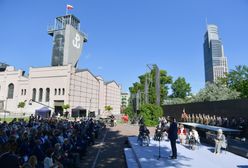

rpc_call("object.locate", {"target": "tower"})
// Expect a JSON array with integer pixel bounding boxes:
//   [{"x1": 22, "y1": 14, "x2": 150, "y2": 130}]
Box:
[
  {"x1": 48, "y1": 15, "x2": 87, "y2": 67},
  {"x1": 203, "y1": 24, "x2": 228, "y2": 83}
]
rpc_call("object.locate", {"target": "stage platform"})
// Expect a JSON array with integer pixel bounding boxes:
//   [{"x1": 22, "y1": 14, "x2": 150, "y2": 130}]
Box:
[{"x1": 125, "y1": 136, "x2": 248, "y2": 168}]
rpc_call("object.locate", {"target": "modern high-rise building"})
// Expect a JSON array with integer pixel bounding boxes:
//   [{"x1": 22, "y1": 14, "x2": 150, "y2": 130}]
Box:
[
  {"x1": 203, "y1": 24, "x2": 228, "y2": 83},
  {"x1": 48, "y1": 15, "x2": 87, "y2": 67}
]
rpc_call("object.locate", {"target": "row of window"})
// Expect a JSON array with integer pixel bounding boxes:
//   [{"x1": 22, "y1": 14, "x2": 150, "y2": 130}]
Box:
[
  {"x1": 21, "y1": 89, "x2": 27, "y2": 96},
  {"x1": 32, "y1": 88, "x2": 65, "y2": 102},
  {"x1": 54, "y1": 88, "x2": 65, "y2": 95},
  {"x1": 1, "y1": 84, "x2": 27, "y2": 99},
  {"x1": 32, "y1": 88, "x2": 50, "y2": 102},
  {"x1": 4, "y1": 84, "x2": 65, "y2": 101}
]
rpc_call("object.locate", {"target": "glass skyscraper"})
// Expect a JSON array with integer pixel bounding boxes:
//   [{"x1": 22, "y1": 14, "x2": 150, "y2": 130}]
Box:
[{"x1": 203, "y1": 24, "x2": 228, "y2": 83}]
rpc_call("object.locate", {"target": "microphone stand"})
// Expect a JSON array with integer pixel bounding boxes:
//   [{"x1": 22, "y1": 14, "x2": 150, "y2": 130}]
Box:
[{"x1": 154, "y1": 132, "x2": 166, "y2": 160}]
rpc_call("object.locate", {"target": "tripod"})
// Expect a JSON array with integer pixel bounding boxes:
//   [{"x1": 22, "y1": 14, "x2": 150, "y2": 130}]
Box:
[{"x1": 154, "y1": 132, "x2": 166, "y2": 160}]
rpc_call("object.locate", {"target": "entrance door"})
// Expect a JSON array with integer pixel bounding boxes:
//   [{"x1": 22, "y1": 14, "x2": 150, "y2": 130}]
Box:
[
  {"x1": 54, "y1": 100, "x2": 64, "y2": 116},
  {"x1": 54, "y1": 106, "x2": 63, "y2": 116}
]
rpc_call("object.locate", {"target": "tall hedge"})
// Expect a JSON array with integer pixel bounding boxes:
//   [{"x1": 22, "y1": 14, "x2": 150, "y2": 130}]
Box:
[{"x1": 140, "y1": 104, "x2": 163, "y2": 126}]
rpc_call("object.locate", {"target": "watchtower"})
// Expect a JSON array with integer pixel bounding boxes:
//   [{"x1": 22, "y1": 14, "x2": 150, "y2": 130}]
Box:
[{"x1": 48, "y1": 15, "x2": 87, "y2": 67}]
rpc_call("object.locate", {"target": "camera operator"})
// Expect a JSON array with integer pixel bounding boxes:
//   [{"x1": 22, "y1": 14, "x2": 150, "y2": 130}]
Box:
[
  {"x1": 139, "y1": 123, "x2": 150, "y2": 140},
  {"x1": 109, "y1": 115, "x2": 116, "y2": 127}
]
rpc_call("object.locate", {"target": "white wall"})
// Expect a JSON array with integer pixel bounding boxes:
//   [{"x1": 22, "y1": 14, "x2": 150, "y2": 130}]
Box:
[
  {"x1": 0, "y1": 65, "x2": 122, "y2": 116},
  {"x1": 105, "y1": 82, "x2": 121, "y2": 114},
  {"x1": 69, "y1": 69, "x2": 100, "y2": 115},
  {"x1": 0, "y1": 66, "x2": 28, "y2": 113}
]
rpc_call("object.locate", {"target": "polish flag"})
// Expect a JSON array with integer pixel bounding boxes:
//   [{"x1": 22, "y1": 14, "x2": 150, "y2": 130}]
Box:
[{"x1": 67, "y1": 4, "x2": 73, "y2": 10}]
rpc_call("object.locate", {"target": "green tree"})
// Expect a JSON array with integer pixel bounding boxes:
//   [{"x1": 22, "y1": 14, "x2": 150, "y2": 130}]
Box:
[
  {"x1": 223, "y1": 65, "x2": 248, "y2": 98},
  {"x1": 123, "y1": 106, "x2": 134, "y2": 119},
  {"x1": 171, "y1": 77, "x2": 191, "y2": 99},
  {"x1": 193, "y1": 82, "x2": 240, "y2": 102},
  {"x1": 62, "y1": 104, "x2": 70, "y2": 112},
  {"x1": 139, "y1": 104, "x2": 163, "y2": 126},
  {"x1": 18, "y1": 101, "x2": 26, "y2": 115},
  {"x1": 105, "y1": 105, "x2": 113, "y2": 113},
  {"x1": 129, "y1": 66, "x2": 172, "y2": 105}
]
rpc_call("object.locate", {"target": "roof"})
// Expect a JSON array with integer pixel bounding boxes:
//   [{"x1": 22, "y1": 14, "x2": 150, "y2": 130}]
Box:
[
  {"x1": 75, "y1": 68, "x2": 100, "y2": 82},
  {"x1": 35, "y1": 106, "x2": 51, "y2": 112},
  {"x1": 105, "y1": 80, "x2": 120, "y2": 87}
]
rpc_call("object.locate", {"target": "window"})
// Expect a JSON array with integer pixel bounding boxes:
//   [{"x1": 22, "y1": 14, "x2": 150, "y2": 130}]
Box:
[
  {"x1": 24, "y1": 89, "x2": 26, "y2": 95},
  {"x1": 39, "y1": 88, "x2": 43, "y2": 102},
  {"x1": 58, "y1": 88, "x2": 61, "y2": 95},
  {"x1": 45, "y1": 88, "x2": 50, "y2": 102},
  {"x1": 55, "y1": 89, "x2": 57, "y2": 95},
  {"x1": 32, "y1": 88, "x2": 36, "y2": 101},
  {"x1": 7, "y1": 83, "x2": 14, "y2": 99},
  {"x1": 62, "y1": 88, "x2": 65, "y2": 95},
  {"x1": 21, "y1": 89, "x2": 23, "y2": 95}
]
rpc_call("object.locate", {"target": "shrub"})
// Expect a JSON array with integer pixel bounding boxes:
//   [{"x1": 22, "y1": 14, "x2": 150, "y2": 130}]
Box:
[
  {"x1": 123, "y1": 106, "x2": 134, "y2": 119},
  {"x1": 139, "y1": 104, "x2": 163, "y2": 126}
]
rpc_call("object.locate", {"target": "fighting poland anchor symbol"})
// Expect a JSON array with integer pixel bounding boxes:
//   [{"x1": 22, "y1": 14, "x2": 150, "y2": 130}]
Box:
[{"x1": 72, "y1": 33, "x2": 81, "y2": 49}]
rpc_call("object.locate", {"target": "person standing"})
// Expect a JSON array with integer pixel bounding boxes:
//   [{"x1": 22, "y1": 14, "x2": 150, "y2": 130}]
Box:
[{"x1": 168, "y1": 117, "x2": 178, "y2": 159}]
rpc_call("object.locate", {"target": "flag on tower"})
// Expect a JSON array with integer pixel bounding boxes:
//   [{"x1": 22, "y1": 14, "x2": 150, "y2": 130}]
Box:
[{"x1": 67, "y1": 4, "x2": 73, "y2": 10}]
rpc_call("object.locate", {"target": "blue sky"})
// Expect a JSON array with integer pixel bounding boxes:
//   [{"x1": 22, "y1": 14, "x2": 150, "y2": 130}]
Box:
[{"x1": 0, "y1": 0, "x2": 248, "y2": 93}]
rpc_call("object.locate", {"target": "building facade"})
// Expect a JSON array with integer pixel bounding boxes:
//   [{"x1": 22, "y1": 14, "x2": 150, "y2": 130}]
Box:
[
  {"x1": 121, "y1": 92, "x2": 130, "y2": 108},
  {"x1": 0, "y1": 65, "x2": 121, "y2": 116},
  {"x1": 0, "y1": 13, "x2": 121, "y2": 117},
  {"x1": 203, "y1": 24, "x2": 228, "y2": 83}
]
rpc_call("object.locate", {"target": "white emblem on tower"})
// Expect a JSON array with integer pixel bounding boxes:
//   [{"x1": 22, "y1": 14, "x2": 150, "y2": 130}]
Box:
[{"x1": 72, "y1": 33, "x2": 81, "y2": 49}]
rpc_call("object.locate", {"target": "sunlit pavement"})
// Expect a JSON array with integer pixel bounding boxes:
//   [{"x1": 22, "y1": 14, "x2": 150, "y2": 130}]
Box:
[
  {"x1": 80, "y1": 123, "x2": 144, "y2": 168},
  {"x1": 127, "y1": 136, "x2": 248, "y2": 168}
]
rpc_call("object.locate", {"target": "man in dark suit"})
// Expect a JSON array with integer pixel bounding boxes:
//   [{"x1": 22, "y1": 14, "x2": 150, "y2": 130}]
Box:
[{"x1": 168, "y1": 117, "x2": 178, "y2": 159}]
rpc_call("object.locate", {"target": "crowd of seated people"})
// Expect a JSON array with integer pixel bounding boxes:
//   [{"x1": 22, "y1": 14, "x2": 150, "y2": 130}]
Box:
[
  {"x1": 177, "y1": 124, "x2": 200, "y2": 150},
  {"x1": 0, "y1": 116, "x2": 104, "y2": 168}
]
